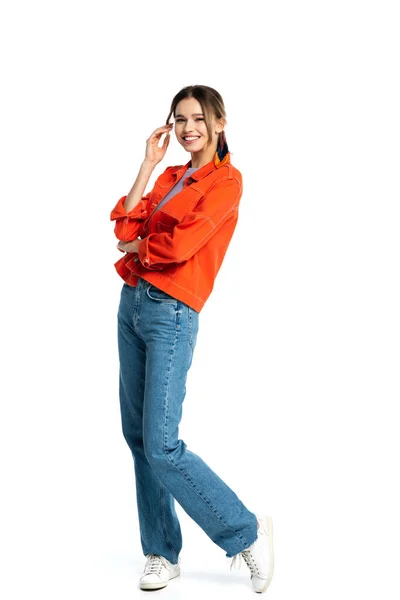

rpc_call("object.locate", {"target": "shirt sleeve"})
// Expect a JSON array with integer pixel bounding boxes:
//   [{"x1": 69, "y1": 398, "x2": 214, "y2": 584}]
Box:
[
  {"x1": 110, "y1": 192, "x2": 152, "y2": 241},
  {"x1": 137, "y1": 177, "x2": 242, "y2": 270}
]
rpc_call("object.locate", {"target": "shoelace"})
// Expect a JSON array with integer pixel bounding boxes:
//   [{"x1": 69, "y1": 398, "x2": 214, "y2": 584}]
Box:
[
  {"x1": 230, "y1": 546, "x2": 260, "y2": 576},
  {"x1": 144, "y1": 554, "x2": 169, "y2": 576},
  {"x1": 230, "y1": 523, "x2": 267, "y2": 575}
]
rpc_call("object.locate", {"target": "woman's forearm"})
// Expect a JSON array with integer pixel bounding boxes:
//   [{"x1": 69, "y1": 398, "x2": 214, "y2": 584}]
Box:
[{"x1": 124, "y1": 159, "x2": 157, "y2": 213}]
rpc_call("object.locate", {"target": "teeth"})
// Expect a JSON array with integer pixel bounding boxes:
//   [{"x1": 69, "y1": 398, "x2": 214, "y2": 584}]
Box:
[{"x1": 184, "y1": 137, "x2": 199, "y2": 140}]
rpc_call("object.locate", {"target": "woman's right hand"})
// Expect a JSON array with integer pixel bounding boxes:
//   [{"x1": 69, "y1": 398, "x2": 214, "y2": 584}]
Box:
[{"x1": 145, "y1": 123, "x2": 173, "y2": 165}]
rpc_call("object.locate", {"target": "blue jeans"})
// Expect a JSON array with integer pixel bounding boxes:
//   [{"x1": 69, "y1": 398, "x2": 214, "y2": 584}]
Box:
[{"x1": 117, "y1": 277, "x2": 258, "y2": 564}]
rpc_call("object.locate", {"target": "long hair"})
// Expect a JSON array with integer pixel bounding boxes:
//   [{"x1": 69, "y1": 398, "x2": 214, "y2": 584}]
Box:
[{"x1": 166, "y1": 85, "x2": 230, "y2": 165}]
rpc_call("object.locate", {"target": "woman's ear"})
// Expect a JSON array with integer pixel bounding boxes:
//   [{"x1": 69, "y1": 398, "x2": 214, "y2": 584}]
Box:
[{"x1": 215, "y1": 117, "x2": 226, "y2": 134}]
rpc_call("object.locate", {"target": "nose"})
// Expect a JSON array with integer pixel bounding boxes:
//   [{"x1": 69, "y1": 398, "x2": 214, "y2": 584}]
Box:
[{"x1": 183, "y1": 121, "x2": 196, "y2": 133}]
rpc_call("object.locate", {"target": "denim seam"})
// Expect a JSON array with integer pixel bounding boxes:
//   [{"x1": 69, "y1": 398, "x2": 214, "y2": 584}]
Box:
[
  {"x1": 161, "y1": 325, "x2": 251, "y2": 552},
  {"x1": 188, "y1": 306, "x2": 193, "y2": 353},
  {"x1": 117, "y1": 316, "x2": 141, "y2": 350},
  {"x1": 164, "y1": 444, "x2": 250, "y2": 550},
  {"x1": 160, "y1": 484, "x2": 178, "y2": 563}
]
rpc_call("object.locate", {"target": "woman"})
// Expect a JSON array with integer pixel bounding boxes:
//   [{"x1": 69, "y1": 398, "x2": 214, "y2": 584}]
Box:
[{"x1": 110, "y1": 85, "x2": 274, "y2": 594}]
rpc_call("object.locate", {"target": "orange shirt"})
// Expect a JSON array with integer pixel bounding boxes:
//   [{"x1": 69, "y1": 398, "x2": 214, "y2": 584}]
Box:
[{"x1": 110, "y1": 151, "x2": 242, "y2": 313}]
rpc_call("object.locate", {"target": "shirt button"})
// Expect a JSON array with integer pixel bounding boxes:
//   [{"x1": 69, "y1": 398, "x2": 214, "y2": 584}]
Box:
[{"x1": 134, "y1": 257, "x2": 139, "y2": 262}]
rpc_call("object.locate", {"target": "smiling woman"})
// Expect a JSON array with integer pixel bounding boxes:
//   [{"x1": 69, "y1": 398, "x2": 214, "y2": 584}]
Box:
[
  {"x1": 110, "y1": 85, "x2": 274, "y2": 594},
  {"x1": 175, "y1": 114, "x2": 203, "y2": 144},
  {"x1": 169, "y1": 93, "x2": 228, "y2": 168}
]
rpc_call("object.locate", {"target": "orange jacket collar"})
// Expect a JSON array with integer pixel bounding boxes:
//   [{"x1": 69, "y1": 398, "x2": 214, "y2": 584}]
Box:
[{"x1": 171, "y1": 150, "x2": 231, "y2": 182}]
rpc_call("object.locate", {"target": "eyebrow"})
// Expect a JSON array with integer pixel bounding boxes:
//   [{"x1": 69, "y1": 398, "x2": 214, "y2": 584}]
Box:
[{"x1": 174, "y1": 113, "x2": 204, "y2": 118}]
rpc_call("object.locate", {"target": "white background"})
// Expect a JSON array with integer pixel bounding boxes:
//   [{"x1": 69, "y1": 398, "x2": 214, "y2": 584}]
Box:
[{"x1": 1, "y1": 1, "x2": 399, "y2": 599}]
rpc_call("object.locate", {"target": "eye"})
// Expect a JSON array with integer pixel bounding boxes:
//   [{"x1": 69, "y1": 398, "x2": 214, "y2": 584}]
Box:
[{"x1": 175, "y1": 118, "x2": 204, "y2": 122}]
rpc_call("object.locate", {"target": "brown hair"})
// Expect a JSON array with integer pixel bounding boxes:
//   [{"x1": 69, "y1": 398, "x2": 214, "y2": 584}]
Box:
[{"x1": 166, "y1": 85, "x2": 230, "y2": 157}]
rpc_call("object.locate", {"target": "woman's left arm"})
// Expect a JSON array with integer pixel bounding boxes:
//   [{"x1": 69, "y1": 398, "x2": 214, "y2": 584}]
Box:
[{"x1": 136, "y1": 176, "x2": 242, "y2": 270}]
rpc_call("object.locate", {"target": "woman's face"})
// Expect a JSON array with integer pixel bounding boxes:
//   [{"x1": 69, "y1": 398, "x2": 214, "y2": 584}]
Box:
[{"x1": 173, "y1": 97, "x2": 222, "y2": 153}]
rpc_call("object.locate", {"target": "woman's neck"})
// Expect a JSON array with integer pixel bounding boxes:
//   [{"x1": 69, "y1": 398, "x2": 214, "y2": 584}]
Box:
[{"x1": 190, "y1": 144, "x2": 217, "y2": 169}]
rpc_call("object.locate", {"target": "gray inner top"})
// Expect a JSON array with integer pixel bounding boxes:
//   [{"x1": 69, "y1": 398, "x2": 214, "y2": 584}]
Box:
[{"x1": 151, "y1": 167, "x2": 199, "y2": 216}]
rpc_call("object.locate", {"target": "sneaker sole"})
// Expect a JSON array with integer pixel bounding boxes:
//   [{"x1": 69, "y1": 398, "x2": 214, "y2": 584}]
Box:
[
  {"x1": 254, "y1": 515, "x2": 274, "y2": 593},
  {"x1": 139, "y1": 568, "x2": 180, "y2": 590}
]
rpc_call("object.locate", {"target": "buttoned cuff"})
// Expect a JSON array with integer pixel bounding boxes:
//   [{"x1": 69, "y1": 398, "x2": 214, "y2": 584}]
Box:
[{"x1": 137, "y1": 237, "x2": 152, "y2": 268}]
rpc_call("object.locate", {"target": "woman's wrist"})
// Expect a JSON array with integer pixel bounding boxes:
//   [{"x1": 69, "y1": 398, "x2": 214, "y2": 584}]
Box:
[{"x1": 141, "y1": 158, "x2": 158, "y2": 171}]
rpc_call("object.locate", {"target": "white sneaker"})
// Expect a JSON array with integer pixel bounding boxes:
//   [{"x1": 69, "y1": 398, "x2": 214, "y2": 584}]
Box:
[
  {"x1": 230, "y1": 515, "x2": 274, "y2": 593},
  {"x1": 139, "y1": 553, "x2": 181, "y2": 590}
]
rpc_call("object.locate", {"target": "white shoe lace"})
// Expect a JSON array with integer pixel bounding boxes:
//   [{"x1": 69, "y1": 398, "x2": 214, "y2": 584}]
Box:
[
  {"x1": 143, "y1": 554, "x2": 169, "y2": 576},
  {"x1": 230, "y1": 520, "x2": 268, "y2": 576},
  {"x1": 230, "y1": 544, "x2": 260, "y2": 576}
]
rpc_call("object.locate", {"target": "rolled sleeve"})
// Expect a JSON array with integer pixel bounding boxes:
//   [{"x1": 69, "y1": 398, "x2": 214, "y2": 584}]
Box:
[{"x1": 110, "y1": 193, "x2": 150, "y2": 241}]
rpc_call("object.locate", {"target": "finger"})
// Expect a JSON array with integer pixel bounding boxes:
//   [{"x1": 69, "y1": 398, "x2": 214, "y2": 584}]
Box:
[
  {"x1": 162, "y1": 132, "x2": 170, "y2": 148},
  {"x1": 152, "y1": 124, "x2": 173, "y2": 136}
]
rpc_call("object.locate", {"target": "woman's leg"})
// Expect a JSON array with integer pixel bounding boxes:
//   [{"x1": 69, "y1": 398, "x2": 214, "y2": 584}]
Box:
[
  {"x1": 117, "y1": 282, "x2": 182, "y2": 564},
  {"x1": 137, "y1": 279, "x2": 258, "y2": 559}
]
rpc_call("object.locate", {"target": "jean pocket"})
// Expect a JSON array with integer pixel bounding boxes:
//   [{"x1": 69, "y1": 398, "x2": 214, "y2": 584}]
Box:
[{"x1": 146, "y1": 284, "x2": 177, "y2": 303}]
